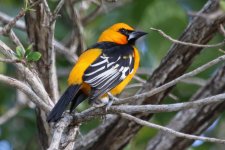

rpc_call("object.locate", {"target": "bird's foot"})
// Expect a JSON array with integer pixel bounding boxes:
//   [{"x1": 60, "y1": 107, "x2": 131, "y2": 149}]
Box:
[{"x1": 105, "y1": 92, "x2": 118, "y2": 111}]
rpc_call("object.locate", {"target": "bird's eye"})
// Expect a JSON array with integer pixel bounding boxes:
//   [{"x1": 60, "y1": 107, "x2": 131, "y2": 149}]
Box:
[{"x1": 119, "y1": 28, "x2": 128, "y2": 35}]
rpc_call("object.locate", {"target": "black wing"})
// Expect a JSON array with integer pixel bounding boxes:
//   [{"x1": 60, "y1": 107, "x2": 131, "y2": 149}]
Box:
[{"x1": 83, "y1": 44, "x2": 134, "y2": 100}]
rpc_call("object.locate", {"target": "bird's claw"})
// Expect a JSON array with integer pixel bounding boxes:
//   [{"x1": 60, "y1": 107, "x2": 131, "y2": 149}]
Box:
[{"x1": 105, "y1": 92, "x2": 118, "y2": 111}]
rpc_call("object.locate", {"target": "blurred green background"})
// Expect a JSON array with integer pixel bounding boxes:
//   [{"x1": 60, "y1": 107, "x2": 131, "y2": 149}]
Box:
[{"x1": 0, "y1": 0, "x2": 224, "y2": 149}]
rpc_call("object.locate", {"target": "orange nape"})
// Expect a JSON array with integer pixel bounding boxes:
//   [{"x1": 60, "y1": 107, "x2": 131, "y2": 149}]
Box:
[{"x1": 98, "y1": 23, "x2": 134, "y2": 45}]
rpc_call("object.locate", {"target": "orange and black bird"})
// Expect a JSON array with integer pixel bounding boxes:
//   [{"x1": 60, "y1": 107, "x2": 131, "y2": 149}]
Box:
[{"x1": 47, "y1": 23, "x2": 147, "y2": 122}]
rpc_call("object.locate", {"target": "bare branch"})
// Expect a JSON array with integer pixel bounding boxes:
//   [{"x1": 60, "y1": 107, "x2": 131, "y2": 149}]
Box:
[
  {"x1": 120, "y1": 113, "x2": 225, "y2": 144},
  {"x1": 0, "y1": 11, "x2": 25, "y2": 30},
  {"x1": 133, "y1": 75, "x2": 146, "y2": 83},
  {"x1": 150, "y1": 27, "x2": 225, "y2": 48},
  {"x1": 72, "y1": 92, "x2": 225, "y2": 123},
  {"x1": 219, "y1": 24, "x2": 225, "y2": 37},
  {"x1": 0, "y1": 10, "x2": 25, "y2": 35},
  {"x1": 0, "y1": 0, "x2": 41, "y2": 35},
  {"x1": 8, "y1": 30, "x2": 26, "y2": 53},
  {"x1": 0, "y1": 74, "x2": 51, "y2": 112},
  {"x1": 67, "y1": 0, "x2": 86, "y2": 51},
  {"x1": 0, "y1": 103, "x2": 25, "y2": 125},
  {"x1": 0, "y1": 57, "x2": 23, "y2": 64},
  {"x1": 125, "y1": 83, "x2": 143, "y2": 89},
  {"x1": 52, "y1": 0, "x2": 65, "y2": 20},
  {"x1": 180, "y1": 77, "x2": 206, "y2": 86},
  {"x1": 47, "y1": 115, "x2": 74, "y2": 150},
  {"x1": 81, "y1": 1, "x2": 103, "y2": 25},
  {"x1": 54, "y1": 40, "x2": 78, "y2": 63}
]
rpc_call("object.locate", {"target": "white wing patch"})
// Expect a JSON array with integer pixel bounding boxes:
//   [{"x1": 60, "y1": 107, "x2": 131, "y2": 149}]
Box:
[{"x1": 83, "y1": 53, "x2": 134, "y2": 99}]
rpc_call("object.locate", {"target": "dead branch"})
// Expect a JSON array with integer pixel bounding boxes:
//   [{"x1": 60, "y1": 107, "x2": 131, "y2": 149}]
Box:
[
  {"x1": 150, "y1": 27, "x2": 225, "y2": 48},
  {"x1": 0, "y1": 103, "x2": 26, "y2": 125}
]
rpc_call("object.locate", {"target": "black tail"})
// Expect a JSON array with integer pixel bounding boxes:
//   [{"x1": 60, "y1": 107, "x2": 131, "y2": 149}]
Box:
[
  {"x1": 47, "y1": 84, "x2": 81, "y2": 122},
  {"x1": 70, "y1": 91, "x2": 88, "y2": 113}
]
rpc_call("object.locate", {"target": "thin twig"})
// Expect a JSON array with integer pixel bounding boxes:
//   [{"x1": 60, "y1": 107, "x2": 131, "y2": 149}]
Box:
[
  {"x1": 168, "y1": 93, "x2": 179, "y2": 101},
  {"x1": 0, "y1": 10, "x2": 25, "y2": 35},
  {"x1": 0, "y1": 57, "x2": 23, "y2": 64},
  {"x1": 67, "y1": 0, "x2": 86, "y2": 51},
  {"x1": 121, "y1": 113, "x2": 225, "y2": 144},
  {"x1": 133, "y1": 75, "x2": 146, "y2": 83},
  {"x1": 0, "y1": 11, "x2": 25, "y2": 31},
  {"x1": 219, "y1": 24, "x2": 225, "y2": 37},
  {"x1": 51, "y1": 0, "x2": 65, "y2": 23},
  {"x1": 181, "y1": 77, "x2": 206, "y2": 86},
  {"x1": 82, "y1": 1, "x2": 103, "y2": 25},
  {"x1": 125, "y1": 83, "x2": 143, "y2": 89},
  {"x1": 54, "y1": 40, "x2": 78, "y2": 63},
  {"x1": 0, "y1": 0, "x2": 41, "y2": 35},
  {"x1": 150, "y1": 27, "x2": 225, "y2": 48},
  {"x1": 8, "y1": 30, "x2": 26, "y2": 53},
  {"x1": 0, "y1": 103, "x2": 26, "y2": 125}
]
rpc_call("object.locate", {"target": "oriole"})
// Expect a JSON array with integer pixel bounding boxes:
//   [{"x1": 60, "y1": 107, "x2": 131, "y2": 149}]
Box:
[{"x1": 47, "y1": 23, "x2": 147, "y2": 122}]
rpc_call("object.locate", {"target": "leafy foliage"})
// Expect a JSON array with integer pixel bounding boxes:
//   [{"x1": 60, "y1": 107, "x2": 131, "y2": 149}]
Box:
[{"x1": 15, "y1": 45, "x2": 42, "y2": 62}]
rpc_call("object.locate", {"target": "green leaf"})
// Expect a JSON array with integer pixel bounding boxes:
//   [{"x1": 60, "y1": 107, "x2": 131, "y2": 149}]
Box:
[
  {"x1": 25, "y1": 49, "x2": 32, "y2": 57},
  {"x1": 26, "y1": 52, "x2": 42, "y2": 62},
  {"x1": 16, "y1": 46, "x2": 24, "y2": 59},
  {"x1": 27, "y1": 44, "x2": 33, "y2": 50},
  {"x1": 220, "y1": 0, "x2": 225, "y2": 11}
]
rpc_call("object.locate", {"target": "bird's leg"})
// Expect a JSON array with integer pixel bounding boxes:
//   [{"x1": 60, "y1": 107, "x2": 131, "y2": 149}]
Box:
[{"x1": 105, "y1": 92, "x2": 118, "y2": 110}]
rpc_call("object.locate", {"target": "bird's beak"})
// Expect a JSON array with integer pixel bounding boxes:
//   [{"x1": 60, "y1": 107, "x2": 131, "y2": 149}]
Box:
[{"x1": 128, "y1": 31, "x2": 148, "y2": 41}]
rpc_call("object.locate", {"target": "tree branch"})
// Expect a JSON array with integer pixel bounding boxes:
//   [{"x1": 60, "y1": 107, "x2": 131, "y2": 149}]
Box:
[
  {"x1": 0, "y1": 103, "x2": 26, "y2": 125},
  {"x1": 150, "y1": 27, "x2": 225, "y2": 48},
  {"x1": 120, "y1": 113, "x2": 225, "y2": 144},
  {"x1": 72, "y1": 92, "x2": 225, "y2": 124},
  {"x1": 0, "y1": 74, "x2": 51, "y2": 112},
  {"x1": 47, "y1": 115, "x2": 74, "y2": 150}
]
